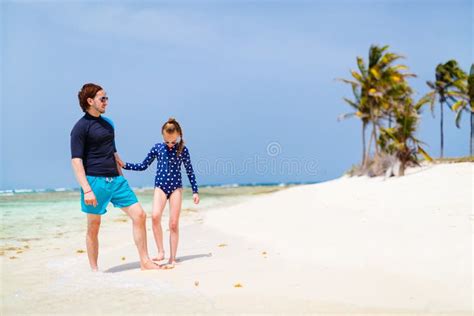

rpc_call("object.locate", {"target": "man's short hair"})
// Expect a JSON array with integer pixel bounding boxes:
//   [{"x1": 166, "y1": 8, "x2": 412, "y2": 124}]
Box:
[{"x1": 78, "y1": 83, "x2": 103, "y2": 112}]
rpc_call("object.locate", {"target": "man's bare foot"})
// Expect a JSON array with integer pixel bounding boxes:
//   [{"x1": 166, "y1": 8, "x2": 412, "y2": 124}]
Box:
[
  {"x1": 167, "y1": 259, "x2": 178, "y2": 266},
  {"x1": 152, "y1": 252, "x2": 165, "y2": 262},
  {"x1": 91, "y1": 267, "x2": 99, "y2": 272},
  {"x1": 140, "y1": 260, "x2": 161, "y2": 270}
]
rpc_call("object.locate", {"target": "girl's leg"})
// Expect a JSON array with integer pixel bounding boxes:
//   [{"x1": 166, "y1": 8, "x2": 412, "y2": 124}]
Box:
[
  {"x1": 151, "y1": 187, "x2": 167, "y2": 261},
  {"x1": 168, "y1": 188, "x2": 183, "y2": 265}
]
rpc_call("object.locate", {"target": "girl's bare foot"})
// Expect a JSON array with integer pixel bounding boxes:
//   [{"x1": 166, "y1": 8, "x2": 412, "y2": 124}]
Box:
[
  {"x1": 152, "y1": 252, "x2": 165, "y2": 262},
  {"x1": 140, "y1": 260, "x2": 161, "y2": 270}
]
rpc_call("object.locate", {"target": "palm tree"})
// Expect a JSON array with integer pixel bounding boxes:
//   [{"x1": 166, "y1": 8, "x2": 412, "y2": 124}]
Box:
[
  {"x1": 338, "y1": 45, "x2": 414, "y2": 166},
  {"x1": 424, "y1": 60, "x2": 467, "y2": 158},
  {"x1": 452, "y1": 64, "x2": 473, "y2": 155},
  {"x1": 337, "y1": 60, "x2": 371, "y2": 167},
  {"x1": 378, "y1": 96, "x2": 432, "y2": 176}
]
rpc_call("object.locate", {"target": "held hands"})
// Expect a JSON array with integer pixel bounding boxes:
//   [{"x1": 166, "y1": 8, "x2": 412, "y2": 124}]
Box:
[
  {"x1": 115, "y1": 154, "x2": 125, "y2": 175},
  {"x1": 84, "y1": 190, "x2": 98, "y2": 207},
  {"x1": 115, "y1": 155, "x2": 125, "y2": 168},
  {"x1": 193, "y1": 193, "x2": 200, "y2": 205}
]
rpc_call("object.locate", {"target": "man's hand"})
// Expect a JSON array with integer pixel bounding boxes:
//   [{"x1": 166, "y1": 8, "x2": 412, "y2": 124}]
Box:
[
  {"x1": 84, "y1": 190, "x2": 98, "y2": 207},
  {"x1": 193, "y1": 193, "x2": 200, "y2": 205},
  {"x1": 72, "y1": 158, "x2": 98, "y2": 207},
  {"x1": 115, "y1": 154, "x2": 125, "y2": 168},
  {"x1": 114, "y1": 153, "x2": 125, "y2": 175}
]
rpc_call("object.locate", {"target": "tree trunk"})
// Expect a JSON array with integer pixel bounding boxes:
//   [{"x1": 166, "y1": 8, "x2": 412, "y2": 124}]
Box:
[
  {"x1": 362, "y1": 122, "x2": 367, "y2": 167},
  {"x1": 373, "y1": 123, "x2": 379, "y2": 155},
  {"x1": 366, "y1": 125, "x2": 374, "y2": 164},
  {"x1": 399, "y1": 160, "x2": 405, "y2": 176},
  {"x1": 440, "y1": 100, "x2": 444, "y2": 158},
  {"x1": 470, "y1": 109, "x2": 473, "y2": 156},
  {"x1": 366, "y1": 123, "x2": 377, "y2": 160}
]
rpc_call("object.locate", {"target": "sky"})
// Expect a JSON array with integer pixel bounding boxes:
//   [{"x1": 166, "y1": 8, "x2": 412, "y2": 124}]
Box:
[{"x1": 1, "y1": 0, "x2": 472, "y2": 190}]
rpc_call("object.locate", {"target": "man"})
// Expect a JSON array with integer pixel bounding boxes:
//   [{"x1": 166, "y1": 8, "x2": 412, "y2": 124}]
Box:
[{"x1": 71, "y1": 83, "x2": 160, "y2": 271}]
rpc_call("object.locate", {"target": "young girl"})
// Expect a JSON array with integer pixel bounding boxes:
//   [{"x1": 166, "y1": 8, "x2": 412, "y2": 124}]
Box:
[{"x1": 122, "y1": 118, "x2": 199, "y2": 267}]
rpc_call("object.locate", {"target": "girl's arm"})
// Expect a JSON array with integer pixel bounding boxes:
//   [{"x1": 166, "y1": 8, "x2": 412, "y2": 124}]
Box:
[
  {"x1": 123, "y1": 145, "x2": 157, "y2": 171},
  {"x1": 182, "y1": 146, "x2": 198, "y2": 194}
]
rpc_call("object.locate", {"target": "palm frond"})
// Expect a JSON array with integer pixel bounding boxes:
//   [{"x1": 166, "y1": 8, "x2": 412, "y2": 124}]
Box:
[
  {"x1": 356, "y1": 57, "x2": 368, "y2": 78},
  {"x1": 337, "y1": 112, "x2": 357, "y2": 121},
  {"x1": 351, "y1": 84, "x2": 361, "y2": 103},
  {"x1": 452, "y1": 99, "x2": 467, "y2": 112},
  {"x1": 426, "y1": 81, "x2": 436, "y2": 90},
  {"x1": 417, "y1": 146, "x2": 433, "y2": 162},
  {"x1": 454, "y1": 108, "x2": 464, "y2": 128},
  {"x1": 337, "y1": 78, "x2": 360, "y2": 86},
  {"x1": 351, "y1": 71, "x2": 363, "y2": 82},
  {"x1": 370, "y1": 68, "x2": 381, "y2": 80},
  {"x1": 343, "y1": 97, "x2": 360, "y2": 110}
]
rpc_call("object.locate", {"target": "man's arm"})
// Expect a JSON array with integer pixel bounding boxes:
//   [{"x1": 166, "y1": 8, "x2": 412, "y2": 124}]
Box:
[{"x1": 71, "y1": 158, "x2": 97, "y2": 207}]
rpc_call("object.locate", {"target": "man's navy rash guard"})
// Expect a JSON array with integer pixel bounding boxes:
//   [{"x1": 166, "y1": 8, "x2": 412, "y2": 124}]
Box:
[{"x1": 70, "y1": 112, "x2": 119, "y2": 177}]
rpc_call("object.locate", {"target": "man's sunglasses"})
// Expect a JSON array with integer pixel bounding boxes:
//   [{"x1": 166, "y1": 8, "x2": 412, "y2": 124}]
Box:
[{"x1": 97, "y1": 96, "x2": 109, "y2": 102}]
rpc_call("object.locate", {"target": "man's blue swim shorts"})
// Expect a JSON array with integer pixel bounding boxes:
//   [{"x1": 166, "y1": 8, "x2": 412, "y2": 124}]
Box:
[{"x1": 81, "y1": 175, "x2": 138, "y2": 215}]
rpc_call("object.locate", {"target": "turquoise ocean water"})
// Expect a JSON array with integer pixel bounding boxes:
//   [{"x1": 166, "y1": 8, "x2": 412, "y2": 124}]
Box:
[{"x1": 0, "y1": 185, "x2": 297, "y2": 254}]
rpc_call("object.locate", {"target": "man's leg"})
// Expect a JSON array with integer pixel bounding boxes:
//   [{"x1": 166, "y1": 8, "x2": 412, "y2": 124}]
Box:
[
  {"x1": 121, "y1": 202, "x2": 160, "y2": 270},
  {"x1": 86, "y1": 214, "x2": 101, "y2": 271}
]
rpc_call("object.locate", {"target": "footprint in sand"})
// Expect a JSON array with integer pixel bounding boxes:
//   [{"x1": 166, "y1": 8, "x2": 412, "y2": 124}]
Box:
[
  {"x1": 5, "y1": 247, "x2": 22, "y2": 251},
  {"x1": 76, "y1": 249, "x2": 85, "y2": 254},
  {"x1": 234, "y1": 283, "x2": 243, "y2": 288},
  {"x1": 121, "y1": 257, "x2": 126, "y2": 261},
  {"x1": 218, "y1": 243, "x2": 227, "y2": 248},
  {"x1": 194, "y1": 281, "x2": 199, "y2": 287}
]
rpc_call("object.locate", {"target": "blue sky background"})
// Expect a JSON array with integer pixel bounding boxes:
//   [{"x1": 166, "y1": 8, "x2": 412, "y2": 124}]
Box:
[{"x1": 1, "y1": 0, "x2": 472, "y2": 190}]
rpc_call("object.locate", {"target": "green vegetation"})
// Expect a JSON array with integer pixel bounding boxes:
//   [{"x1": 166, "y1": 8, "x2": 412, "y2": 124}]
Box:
[{"x1": 339, "y1": 45, "x2": 472, "y2": 177}]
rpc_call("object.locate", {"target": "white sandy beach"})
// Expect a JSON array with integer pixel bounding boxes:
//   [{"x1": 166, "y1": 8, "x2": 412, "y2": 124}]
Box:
[{"x1": 1, "y1": 162, "x2": 472, "y2": 315}]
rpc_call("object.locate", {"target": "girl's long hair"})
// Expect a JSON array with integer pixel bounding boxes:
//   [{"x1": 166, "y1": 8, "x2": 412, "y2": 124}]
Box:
[{"x1": 161, "y1": 117, "x2": 184, "y2": 156}]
